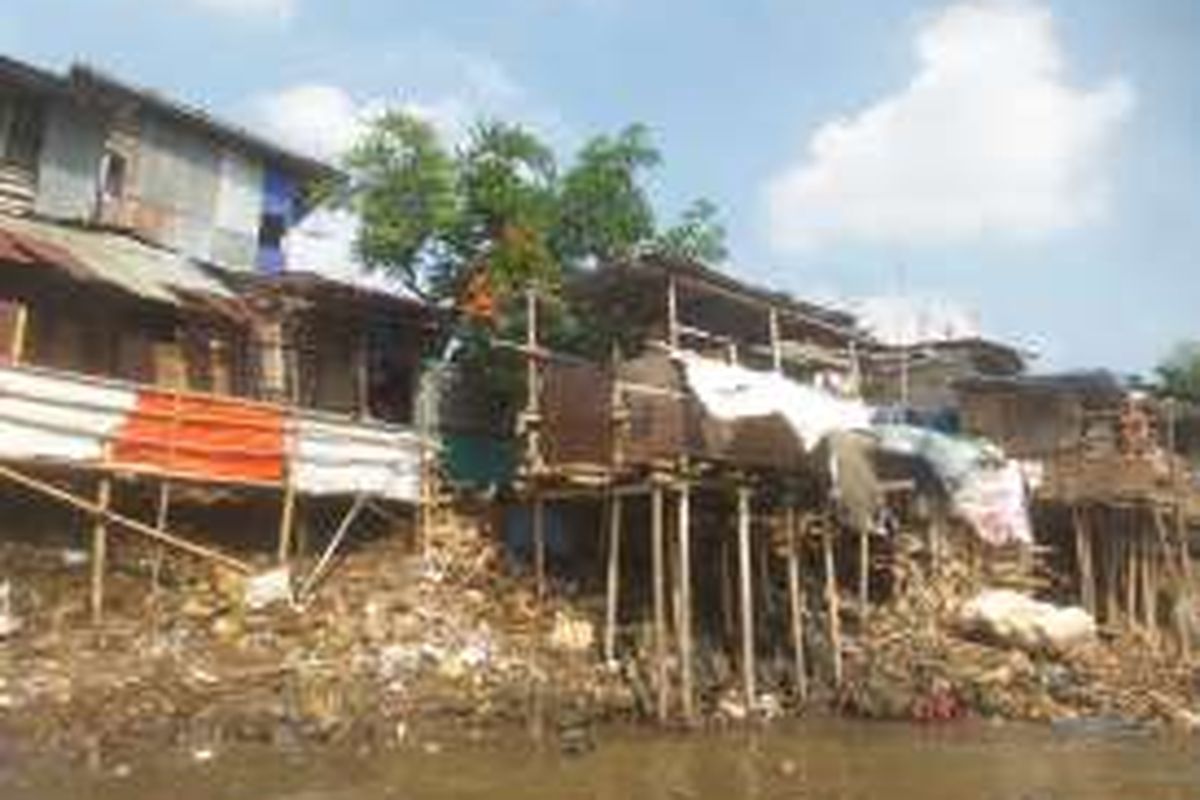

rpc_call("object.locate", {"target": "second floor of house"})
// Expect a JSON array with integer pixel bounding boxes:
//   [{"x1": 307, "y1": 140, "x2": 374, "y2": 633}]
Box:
[{"x1": 0, "y1": 56, "x2": 336, "y2": 276}]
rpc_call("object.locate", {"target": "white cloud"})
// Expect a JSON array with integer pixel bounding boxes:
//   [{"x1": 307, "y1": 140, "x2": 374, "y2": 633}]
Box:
[
  {"x1": 187, "y1": 0, "x2": 294, "y2": 21},
  {"x1": 855, "y1": 294, "x2": 980, "y2": 346},
  {"x1": 766, "y1": 0, "x2": 1134, "y2": 251}
]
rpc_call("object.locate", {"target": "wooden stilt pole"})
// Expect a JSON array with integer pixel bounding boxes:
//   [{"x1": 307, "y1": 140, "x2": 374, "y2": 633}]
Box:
[
  {"x1": 1176, "y1": 501, "x2": 1193, "y2": 664},
  {"x1": 533, "y1": 495, "x2": 546, "y2": 609},
  {"x1": 276, "y1": 477, "x2": 297, "y2": 564},
  {"x1": 651, "y1": 484, "x2": 668, "y2": 722},
  {"x1": 858, "y1": 524, "x2": 870, "y2": 622},
  {"x1": 786, "y1": 507, "x2": 808, "y2": 703},
  {"x1": 720, "y1": 533, "x2": 734, "y2": 646},
  {"x1": 823, "y1": 525, "x2": 843, "y2": 688},
  {"x1": 604, "y1": 493, "x2": 623, "y2": 664},
  {"x1": 90, "y1": 476, "x2": 112, "y2": 624},
  {"x1": 1073, "y1": 504, "x2": 1095, "y2": 615},
  {"x1": 1140, "y1": 515, "x2": 1156, "y2": 638},
  {"x1": 737, "y1": 486, "x2": 756, "y2": 712},
  {"x1": 677, "y1": 483, "x2": 694, "y2": 722},
  {"x1": 1124, "y1": 516, "x2": 1137, "y2": 629}
]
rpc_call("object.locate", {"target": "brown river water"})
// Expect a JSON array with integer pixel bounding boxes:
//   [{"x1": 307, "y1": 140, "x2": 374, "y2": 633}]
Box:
[{"x1": 3, "y1": 719, "x2": 1199, "y2": 800}]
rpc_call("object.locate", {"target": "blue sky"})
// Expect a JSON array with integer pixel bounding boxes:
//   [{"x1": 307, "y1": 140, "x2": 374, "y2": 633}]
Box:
[{"x1": 2, "y1": 0, "x2": 1196, "y2": 374}]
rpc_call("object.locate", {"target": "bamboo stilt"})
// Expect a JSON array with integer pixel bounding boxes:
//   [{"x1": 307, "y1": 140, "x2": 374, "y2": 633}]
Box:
[
  {"x1": 786, "y1": 507, "x2": 808, "y2": 703},
  {"x1": 1176, "y1": 501, "x2": 1193, "y2": 663},
  {"x1": 604, "y1": 494, "x2": 623, "y2": 663},
  {"x1": 1125, "y1": 520, "x2": 1137, "y2": 629},
  {"x1": 533, "y1": 496, "x2": 546, "y2": 608},
  {"x1": 0, "y1": 463, "x2": 251, "y2": 573},
  {"x1": 276, "y1": 477, "x2": 297, "y2": 564},
  {"x1": 90, "y1": 477, "x2": 112, "y2": 624},
  {"x1": 1073, "y1": 504, "x2": 1096, "y2": 615},
  {"x1": 677, "y1": 483, "x2": 694, "y2": 722},
  {"x1": 652, "y1": 484, "x2": 668, "y2": 722},
  {"x1": 737, "y1": 486, "x2": 756, "y2": 712},
  {"x1": 823, "y1": 527, "x2": 842, "y2": 688},
  {"x1": 858, "y1": 525, "x2": 870, "y2": 621}
]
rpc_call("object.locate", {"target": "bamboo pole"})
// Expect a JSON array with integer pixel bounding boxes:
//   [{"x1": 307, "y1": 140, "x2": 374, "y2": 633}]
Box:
[
  {"x1": 1124, "y1": 515, "x2": 1137, "y2": 629},
  {"x1": 9, "y1": 303, "x2": 27, "y2": 364},
  {"x1": 858, "y1": 524, "x2": 870, "y2": 622},
  {"x1": 823, "y1": 526, "x2": 843, "y2": 688},
  {"x1": 651, "y1": 484, "x2": 668, "y2": 722},
  {"x1": 276, "y1": 476, "x2": 297, "y2": 564},
  {"x1": 786, "y1": 507, "x2": 808, "y2": 703},
  {"x1": 768, "y1": 307, "x2": 782, "y2": 373},
  {"x1": 604, "y1": 493, "x2": 623, "y2": 663},
  {"x1": 1176, "y1": 501, "x2": 1193, "y2": 663},
  {"x1": 677, "y1": 483, "x2": 694, "y2": 722},
  {"x1": 90, "y1": 476, "x2": 112, "y2": 623},
  {"x1": 737, "y1": 486, "x2": 756, "y2": 712},
  {"x1": 0, "y1": 463, "x2": 251, "y2": 574},
  {"x1": 1073, "y1": 504, "x2": 1095, "y2": 615},
  {"x1": 533, "y1": 495, "x2": 546, "y2": 609}
]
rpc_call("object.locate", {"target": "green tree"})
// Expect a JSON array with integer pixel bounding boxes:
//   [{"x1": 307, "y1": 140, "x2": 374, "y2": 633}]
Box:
[
  {"x1": 1156, "y1": 340, "x2": 1200, "y2": 402},
  {"x1": 552, "y1": 124, "x2": 661, "y2": 268},
  {"x1": 654, "y1": 198, "x2": 728, "y2": 264}
]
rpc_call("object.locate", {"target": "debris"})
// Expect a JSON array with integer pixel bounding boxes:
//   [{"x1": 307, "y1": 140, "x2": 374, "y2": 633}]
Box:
[
  {"x1": 959, "y1": 590, "x2": 1096, "y2": 654},
  {"x1": 244, "y1": 568, "x2": 291, "y2": 610}
]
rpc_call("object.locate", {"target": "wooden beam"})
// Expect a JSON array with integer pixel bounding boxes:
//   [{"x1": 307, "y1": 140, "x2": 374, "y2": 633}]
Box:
[
  {"x1": 651, "y1": 484, "x2": 669, "y2": 722},
  {"x1": 533, "y1": 495, "x2": 546, "y2": 608},
  {"x1": 90, "y1": 476, "x2": 112, "y2": 624},
  {"x1": 786, "y1": 507, "x2": 808, "y2": 703},
  {"x1": 823, "y1": 526, "x2": 843, "y2": 688},
  {"x1": 9, "y1": 303, "x2": 27, "y2": 365},
  {"x1": 0, "y1": 462, "x2": 251, "y2": 574},
  {"x1": 1073, "y1": 504, "x2": 1095, "y2": 615},
  {"x1": 677, "y1": 483, "x2": 694, "y2": 722},
  {"x1": 768, "y1": 307, "x2": 782, "y2": 372},
  {"x1": 858, "y1": 524, "x2": 870, "y2": 622},
  {"x1": 604, "y1": 493, "x2": 623, "y2": 663},
  {"x1": 276, "y1": 477, "x2": 297, "y2": 564},
  {"x1": 737, "y1": 486, "x2": 756, "y2": 713},
  {"x1": 667, "y1": 274, "x2": 680, "y2": 349}
]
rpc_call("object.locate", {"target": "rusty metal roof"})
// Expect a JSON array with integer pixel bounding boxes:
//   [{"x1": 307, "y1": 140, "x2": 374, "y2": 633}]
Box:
[{"x1": 0, "y1": 215, "x2": 236, "y2": 306}]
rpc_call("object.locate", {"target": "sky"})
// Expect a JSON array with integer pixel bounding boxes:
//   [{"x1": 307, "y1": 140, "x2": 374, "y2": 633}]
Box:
[{"x1": 1, "y1": 0, "x2": 1196, "y2": 374}]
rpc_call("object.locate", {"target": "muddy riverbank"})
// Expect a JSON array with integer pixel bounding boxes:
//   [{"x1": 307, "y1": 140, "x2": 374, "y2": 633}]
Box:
[{"x1": 3, "y1": 504, "x2": 1200, "y2": 765}]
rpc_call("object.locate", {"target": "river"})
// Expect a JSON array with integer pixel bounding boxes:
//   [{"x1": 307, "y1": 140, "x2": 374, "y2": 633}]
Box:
[{"x1": 4, "y1": 719, "x2": 1199, "y2": 799}]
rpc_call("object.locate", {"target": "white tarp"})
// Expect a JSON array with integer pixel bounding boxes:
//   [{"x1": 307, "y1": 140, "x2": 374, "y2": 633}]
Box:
[
  {"x1": 290, "y1": 416, "x2": 422, "y2": 503},
  {"x1": 0, "y1": 367, "x2": 136, "y2": 463},
  {"x1": 959, "y1": 589, "x2": 1096, "y2": 654},
  {"x1": 679, "y1": 354, "x2": 872, "y2": 451}
]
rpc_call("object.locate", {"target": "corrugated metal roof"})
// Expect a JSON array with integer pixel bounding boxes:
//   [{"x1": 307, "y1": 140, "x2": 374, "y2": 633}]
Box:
[{"x1": 0, "y1": 215, "x2": 234, "y2": 304}]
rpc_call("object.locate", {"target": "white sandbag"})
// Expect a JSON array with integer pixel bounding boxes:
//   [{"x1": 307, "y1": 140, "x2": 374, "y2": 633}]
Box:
[{"x1": 959, "y1": 589, "x2": 1095, "y2": 654}]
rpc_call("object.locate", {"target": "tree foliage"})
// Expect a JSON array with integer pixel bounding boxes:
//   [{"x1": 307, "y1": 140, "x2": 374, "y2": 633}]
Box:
[
  {"x1": 654, "y1": 198, "x2": 729, "y2": 264},
  {"x1": 1156, "y1": 341, "x2": 1200, "y2": 402},
  {"x1": 343, "y1": 113, "x2": 726, "y2": 303}
]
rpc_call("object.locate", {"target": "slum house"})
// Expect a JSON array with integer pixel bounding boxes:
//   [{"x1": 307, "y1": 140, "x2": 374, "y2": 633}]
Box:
[
  {"x1": 957, "y1": 372, "x2": 1200, "y2": 657},
  {"x1": 504, "y1": 252, "x2": 888, "y2": 722},
  {"x1": 0, "y1": 54, "x2": 435, "y2": 619},
  {"x1": 863, "y1": 336, "x2": 1028, "y2": 428}
]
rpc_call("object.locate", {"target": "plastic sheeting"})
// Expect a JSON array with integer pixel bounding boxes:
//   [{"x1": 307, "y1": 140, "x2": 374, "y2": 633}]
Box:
[
  {"x1": 679, "y1": 354, "x2": 872, "y2": 451},
  {"x1": 874, "y1": 424, "x2": 1032, "y2": 546}
]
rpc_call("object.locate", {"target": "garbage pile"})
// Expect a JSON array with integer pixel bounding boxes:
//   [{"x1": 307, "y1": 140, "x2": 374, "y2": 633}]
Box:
[
  {"x1": 0, "y1": 505, "x2": 632, "y2": 759},
  {"x1": 842, "y1": 535, "x2": 1197, "y2": 729}
]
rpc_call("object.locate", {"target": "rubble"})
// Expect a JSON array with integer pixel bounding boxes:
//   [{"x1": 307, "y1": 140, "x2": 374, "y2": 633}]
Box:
[
  {"x1": 0, "y1": 504, "x2": 631, "y2": 760},
  {"x1": 842, "y1": 534, "x2": 1198, "y2": 729}
]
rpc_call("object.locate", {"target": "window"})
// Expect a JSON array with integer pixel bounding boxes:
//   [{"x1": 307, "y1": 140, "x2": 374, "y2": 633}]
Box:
[
  {"x1": 100, "y1": 150, "x2": 128, "y2": 200},
  {"x1": 0, "y1": 94, "x2": 43, "y2": 170}
]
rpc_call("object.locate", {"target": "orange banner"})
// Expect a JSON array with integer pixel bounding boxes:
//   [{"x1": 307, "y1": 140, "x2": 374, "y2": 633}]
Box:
[{"x1": 111, "y1": 390, "x2": 285, "y2": 484}]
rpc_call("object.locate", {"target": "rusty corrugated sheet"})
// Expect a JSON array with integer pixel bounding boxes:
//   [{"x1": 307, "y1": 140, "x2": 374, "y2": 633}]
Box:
[
  {"x1": 541, "y1": 360, "x2": 613, "y2": 466},
  {"x1": 0, "y1": 215, "x2": 234, "y2": 305}
]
